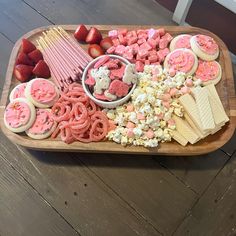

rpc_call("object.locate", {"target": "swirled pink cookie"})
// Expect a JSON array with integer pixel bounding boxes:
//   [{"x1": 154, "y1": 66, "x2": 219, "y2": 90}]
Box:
[
  {"x1": 4, "y1": 98, "x2": 36, "y2": 133},
  {"x1": 164, "y1": 48, "x2": 198, "y2": 75},
  {"x1": 9, "y1": 83, "x2": 27, "y2": 102},
  {"x1": 25, "y1": 78, "x2": 59, "y2": 108},
  {"x1": 190, "y1": 34, "x2": 219, "y2": 61},
  {"x1": 195, "y1": 60, "x2": 222, "y2": 85},
  {"x1": 169, "y1": 34, "x2": 192, "y2": 51},
  {"x1": 26, "y1": 109, "x2": 56, "y2": 139}
]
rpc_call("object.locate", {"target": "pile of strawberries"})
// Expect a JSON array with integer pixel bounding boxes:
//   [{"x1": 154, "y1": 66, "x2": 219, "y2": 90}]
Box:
[
  {"x1": 74, "y1": 24, "x2": 113, "y2": 58},
  {"x1": 14, "y1": 39, "x2": 50, "y2": 82}
]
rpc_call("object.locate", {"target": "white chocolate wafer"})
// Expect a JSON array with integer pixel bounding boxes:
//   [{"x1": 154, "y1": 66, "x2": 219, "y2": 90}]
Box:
[
  {"x1": 191, "y1": 87, "x2": 215, "y2": 131},
  {"x1": 184, "y1": 113, "x2": 205, "y2": 139},
  {"x1": 173, "y1": 115, "x2": 200, "y2": 144},
  {"x1": 205, "y1": 84, "x2": 229, "y2": 123},
  {"x1": 171, "y1": 130, "x2": 188, "y2": 146},
  {"x1": 178, "y1": 93, "x2": 207, "y2": 134}
]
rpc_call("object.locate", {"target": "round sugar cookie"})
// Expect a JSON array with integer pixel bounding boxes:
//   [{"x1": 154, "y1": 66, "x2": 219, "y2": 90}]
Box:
[
  {"x1": 4, "y1": 98, "x2": 36, "y2": 133},
  {"x1": 9, "y1": 83, "x2": 27, "y2": 102},
  {"x1": 169, "y1": 34, "x2": 192, "y2": 51},
  {"x1": 26, "y1": 108, "x2": 57, "y2": 139},
  {"x1": 195, "y1": 60, "x2": 222, "y2": 85},
  {"x1": 164, "y1": 48, "x2": 198, "y2": 75},
  {"x1": 190, "y1": 34, "x2": 219, "y2": 61},
  {"x1": 25, "y1": 78, "x2": 59, "y2": 108}
]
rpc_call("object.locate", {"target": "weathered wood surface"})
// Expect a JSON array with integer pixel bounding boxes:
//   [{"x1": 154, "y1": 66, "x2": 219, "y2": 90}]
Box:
[
  {"x1": 0, "y1": 155, "x2": 79, "y2": 236},
  {"x1": 0, "y1": 0, "x2": 235, "y2": 235},
  {"x1": 174, "y1": 152, "x2": 236, "y2": 236}
]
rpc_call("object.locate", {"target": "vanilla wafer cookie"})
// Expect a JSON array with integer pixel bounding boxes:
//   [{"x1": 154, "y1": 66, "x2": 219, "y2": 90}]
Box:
[
  {"x1": 184, "y1": 113, "x2": 205, "y2": 139},
  {"x1": 191, "y1": 87, "x2": 215, "y2": 131},
  {"x1": 173, "y1": 115, "x2": 200, "y2": 144},
  {"x1": 205, "y1": 84, "x2": 229, "y2": 123},
  {"x1": 171, "y1": 130, "x2": 188, "y2": 146},
  {"x1": 178, "y1": 93, "x2": 206, "y2": 134}
]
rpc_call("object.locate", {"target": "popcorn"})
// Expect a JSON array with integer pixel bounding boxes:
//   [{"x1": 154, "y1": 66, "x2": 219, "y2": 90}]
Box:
[{"x1": 106, "y1": 65, "x2": 200, "y2": 147}]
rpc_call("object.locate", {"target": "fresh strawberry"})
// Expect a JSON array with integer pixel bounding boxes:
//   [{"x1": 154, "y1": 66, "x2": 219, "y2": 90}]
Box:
[
  {"x1": 33, "y1": 60, "x2": 51, "y2": 78},
  {"x1": 21, "y1": 38, "x2": 36, "y2": 54},
  {"x1": 28, "y1": 49, "x2": 43, "y2": 64},
  {"x1": 14, "y1": 64, "x2": 34, "y2": 82},
  {"x1": 88, "y1": 44, "x2": 104, "y2": 58},
  {"x1": 100, "y1": 37, "x2": 113, "y2": 50},
  {"x1": 85, "y1": 27, "x2": 102, "y2": 44},
  {"x1": 16, "y1": 52, "x2": 34, "y2": 66},
  {"x1": 74, "y1": 24, "x2": 89, "y2": 41}
]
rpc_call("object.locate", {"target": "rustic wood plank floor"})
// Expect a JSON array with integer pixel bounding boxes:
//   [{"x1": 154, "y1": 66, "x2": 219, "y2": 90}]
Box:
[{"x1": 0, "y1": 1, "x2": 235, "y2": 235}]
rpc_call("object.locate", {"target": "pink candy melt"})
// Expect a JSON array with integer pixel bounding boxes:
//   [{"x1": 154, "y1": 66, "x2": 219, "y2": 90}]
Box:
[
  {"x1": 28, "y1": 109, "x2": 54, "y2": 134},
  {"x1": 168, "y1": 50, "x2": 195, "y2": 73},
  {"x1": 5, "y1": 101, "x2": 30, "y2": 128},
  {"x1": 126, "y1": 121, "x2": 135, "y2": 128},
  {"x1": 126, "y1": 104, "x2": 134, "y2": 112},
  {"x1": 13, "y1": 83, "x2": 27, "y2": 99},
  {"x1": 195, "y1": 35, "x2": 218, "y2": 55},
  {"x1": 175, "y1": 35, "x2": 191, "y2": 49},
  {"x1": 145, "y1": 129, "x2": 154, "y2": 139},
  {"x1": 31, "y1": 80, "x2": 57, "y2": 104},
  {"x1": 195, "y1": 60, "x2": 219, "y2": 82},
  {"x1": 137, "y1": 113, "x2": 145, "y2": 120},
  {"x1": 127, "y1": 129, "x2": 134, "y2": 138}
]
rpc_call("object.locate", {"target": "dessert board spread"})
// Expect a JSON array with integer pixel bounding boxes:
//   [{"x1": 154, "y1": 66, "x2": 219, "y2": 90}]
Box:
[{"x1": 0, "y1": 25, "x2": 235, "y2": 155}]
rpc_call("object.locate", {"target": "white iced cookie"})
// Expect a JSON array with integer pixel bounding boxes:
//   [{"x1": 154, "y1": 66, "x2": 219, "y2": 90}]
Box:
[
  {"x1": 25, "y1": 78, "x2": 59, "y2": 108},
  {"x1": 190, "y1": 34, "x2": 219, "y2": 61},
  {"x1": 169, "y1": 34, "x2": 192, "y2": 51},
  {"x1": 94, "y1": 77, "x2": 111, "y2": 94},
  {"x1": 9, "y1": 83, "x2": 27, "y2": 102},
  {"x1": 25, "y1": 108, "x2": 57, "y2": 139},
  {"x1": 164, "y1": 48, "x2": 198, "y2": 75},
  {"x1": 195, "y1": 60, "x2": 222, "y2": 85},
  {"x1": 122, "y1": 64, "x2": 137, "y2": 85},
  {"x1": 4, "y1": 98, "x2": 36, "y2": 133}
]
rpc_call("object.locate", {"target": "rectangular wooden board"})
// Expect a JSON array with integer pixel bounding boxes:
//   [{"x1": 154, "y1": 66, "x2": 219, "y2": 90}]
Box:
[{"x1": 0, "y1": 25, "x2": 235, "y2": 155}]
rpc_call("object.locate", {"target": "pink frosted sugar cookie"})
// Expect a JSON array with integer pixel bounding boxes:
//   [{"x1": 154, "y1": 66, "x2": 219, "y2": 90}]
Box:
[
  {"x1": 26, "y1": 109, "x2": 57, "y2": 139},
  {"x1": 195, "y1": 60, "x2": 222, "y2": 85},
  {"x1": 9, "y1": 83, "x2": 27, "y2": 102},
  {"x1": 4, "y1": 98, "x2": 36, "y2": 133},
  {"x1": 25, "y1": 78, "x2": 59, "y2": 108},
  {"x1": 190, "y1": 34, "x2": 219, "y2": 61},
  {"x1": 169, "y1": 34, "x2": 192, "y2": 51},
  {"x1": 164, "y1": 48, "x2": 198, "y2": 75}
]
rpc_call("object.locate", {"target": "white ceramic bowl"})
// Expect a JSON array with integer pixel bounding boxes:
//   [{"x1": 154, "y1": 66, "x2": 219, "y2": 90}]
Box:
[{"x1": 82, "y1": 54, "x2": 136, "y2": 109}]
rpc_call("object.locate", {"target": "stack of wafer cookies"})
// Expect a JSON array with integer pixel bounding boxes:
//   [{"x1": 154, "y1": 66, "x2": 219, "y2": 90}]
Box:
[{"x1": 171, "y1": 84, "x2": 229, "y2": 146}]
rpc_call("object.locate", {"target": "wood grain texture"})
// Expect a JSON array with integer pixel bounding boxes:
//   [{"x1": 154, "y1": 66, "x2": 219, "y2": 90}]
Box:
[
  {"x1": 0, "y1": 0, "x2": 50, "y2": 42},
  {"x1": 174, "y1": 152, "x2": 236, "y2": 236},
  {"x1": 23, "y1": 0, "x2": 174, "y2": 25},
  {"x1": 0, "y1": 25, "x2": 235, "y2": 155},
  {"x1": 0, "y1": 155, "x2": 79, "y2": 236},
  {"x1": 76, "y1": 153, "x2": 197, "y2": 235},
  {"x1": 0, "y1": 33, "x2": 13, "y2": 90},
  {"x1": 0, "y1": 131, "x2": 161, "y2": 236},
  {"x1": 155, "y1": 149, "x2": 230, "y2": 194}
]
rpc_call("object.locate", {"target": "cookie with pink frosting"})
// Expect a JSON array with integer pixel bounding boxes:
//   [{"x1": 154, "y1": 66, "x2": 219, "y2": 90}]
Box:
[
  {"x1": 9, "y1": 83, "x2": 27, "y2": 102},
  {"x1": 25, "y1": 109, "x2": 57, "y2": 139},
  {"x1": 25, "y1": 78, "x2": 59, "y2": 108},
  {"x1": 164, "y1": 48, "x2": 198, "y2": 75},
  {"x1": 195, "y1": 60, "x2": 222, "y2": 85},
  {"x1": 169, "y1": 34, "x2": 192, "y2": 51},
  {"x1": 190, "y1": 34, "x2": 219, "y2": 61},
  {"x1": 4, "y1": 98, "x2": 36, "y2": 133}
]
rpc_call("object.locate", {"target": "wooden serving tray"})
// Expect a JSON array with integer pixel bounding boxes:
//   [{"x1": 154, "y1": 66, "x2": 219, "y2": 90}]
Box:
[{"x1": 0, "y1": 25, "x2": 235, "y2": 155}]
